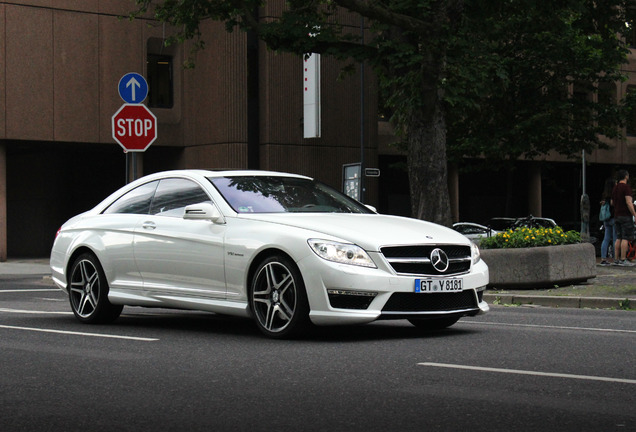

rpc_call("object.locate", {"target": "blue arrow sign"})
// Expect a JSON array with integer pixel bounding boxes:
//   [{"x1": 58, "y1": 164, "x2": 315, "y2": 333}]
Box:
[{"x1": 118, "y1": 72, "x2": 149, "y2": 104}]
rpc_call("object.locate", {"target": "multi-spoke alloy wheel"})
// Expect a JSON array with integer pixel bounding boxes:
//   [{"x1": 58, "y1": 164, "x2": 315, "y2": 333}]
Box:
[
  {"x1": 250, "y1": 255, "x2": 309, "y2": 338},
  {"x1": 69, "y1": 253, "x2": 122, "y2": 324}
]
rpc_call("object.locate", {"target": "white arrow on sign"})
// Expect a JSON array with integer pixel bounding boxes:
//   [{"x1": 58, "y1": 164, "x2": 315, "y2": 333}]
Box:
[{"x1": 126, "y1": 77, "x2": 141, "y2": 102}]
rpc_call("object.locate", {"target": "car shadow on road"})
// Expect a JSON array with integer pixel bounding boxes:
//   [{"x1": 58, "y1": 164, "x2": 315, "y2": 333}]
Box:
[
  {"x1": 50, "y1": 308, "x2": 480, "y2": 342},
  {"x1": 305, "y1": 322, "x2": 478, "y2": 342},
  {"x1": 115, "y1": 309, "x2": 261, "y2": 337}
]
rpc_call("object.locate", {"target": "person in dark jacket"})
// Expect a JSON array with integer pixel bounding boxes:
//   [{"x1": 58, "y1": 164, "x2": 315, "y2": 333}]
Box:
[
  {"x1": 599, "y1": 178, "x2": 616, "y2": 266},
  {"x1": 611, "y1": 170, "x2": 636, "y2": 266}
]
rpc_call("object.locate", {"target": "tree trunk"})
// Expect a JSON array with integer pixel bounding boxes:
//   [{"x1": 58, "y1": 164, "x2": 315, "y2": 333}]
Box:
[
  {"x1": 407, "y1": 91, "x2": 452, "y2": 226},
  {"x1": 386, "y1": 2, "x2": 460, "y2": 227}
]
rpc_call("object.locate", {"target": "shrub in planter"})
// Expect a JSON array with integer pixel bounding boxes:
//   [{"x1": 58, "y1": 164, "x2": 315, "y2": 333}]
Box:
[
  {"x1": 479, "y1": 227, "x2": 581, "y2": 250},
  {"x1": 479, "y1": 227, "x2": 594, "y2": 288}
]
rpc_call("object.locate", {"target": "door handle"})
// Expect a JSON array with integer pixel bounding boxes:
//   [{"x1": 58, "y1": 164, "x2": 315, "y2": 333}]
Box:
[{"x1": 142, "y1": 221, "x2": 156, "y2": 230}]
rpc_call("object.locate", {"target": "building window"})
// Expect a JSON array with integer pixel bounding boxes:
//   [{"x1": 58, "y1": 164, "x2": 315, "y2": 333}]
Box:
[
  {"x1": 598, "y1": 82, "x2": 616, "y2": 106},
  {"x1": 573, "y1": 82, "x2": 593, "y2": 103},
  {"x1": 628, "y1": 12, "x2": 636, "y2": 48},
  {"x1": 147, "y1": 54, "x2": 173, "y2": 109},
  {"x1": 627, "y1": 86, "x2": 636, "y2": 137}
]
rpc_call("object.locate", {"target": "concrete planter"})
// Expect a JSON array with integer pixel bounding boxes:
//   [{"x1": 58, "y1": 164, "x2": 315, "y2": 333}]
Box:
[{"x1": 480, "y1": 243, "x2": 596, "y2": 289}]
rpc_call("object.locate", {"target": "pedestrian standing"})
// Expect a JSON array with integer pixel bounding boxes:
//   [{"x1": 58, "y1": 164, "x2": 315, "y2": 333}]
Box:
[
  {"x1": 611, "y1": 170, "x2": 636, "y2": 266},
  {"x1": 599, "y1": 178, "x2": 616, "y2": 266}
]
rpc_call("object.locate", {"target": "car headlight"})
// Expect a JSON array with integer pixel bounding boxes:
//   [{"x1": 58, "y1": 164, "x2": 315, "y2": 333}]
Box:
[
  {"x1": 308, "y1": 239, "x2": 376, "y2": 268},
  {"x1": 471, "y1": 241, "x2": 481, "y2": 264}
]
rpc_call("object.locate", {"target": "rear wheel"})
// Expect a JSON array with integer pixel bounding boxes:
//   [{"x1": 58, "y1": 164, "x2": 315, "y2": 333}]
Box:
[
  {"x1": 69, "y1": 253, "x2": 123, "y2": 324},
  {"x1": 408, "y1": 316, "x2": 460, "y2": 331},
  {"x1": 249, "y1": 255, "x2": 309, "y2": 339}
]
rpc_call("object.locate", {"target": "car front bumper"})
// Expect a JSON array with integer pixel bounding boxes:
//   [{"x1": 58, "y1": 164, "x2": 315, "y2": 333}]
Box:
[{"x1": 298, "y1": 252, "x2": 489, "y2": 326}]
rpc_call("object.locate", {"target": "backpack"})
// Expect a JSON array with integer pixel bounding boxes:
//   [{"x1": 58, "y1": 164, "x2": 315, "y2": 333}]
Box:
[
  {"x1": 628, "y1": 240, "x2": 636, "y2": 261},
  {"x1": 599, "y1": 202, "x2": 611, "y2": 222}
]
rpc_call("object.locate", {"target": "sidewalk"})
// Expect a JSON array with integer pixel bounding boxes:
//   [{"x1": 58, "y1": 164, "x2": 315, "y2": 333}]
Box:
[
  {"x1": 0, "y1": 258, "x2": 51, "y2": 277},
  {"x1": 1, "y1": 258, "x2": 634, "y2": 310},
  {"x1": 484, "y1": 258, "x2": 636, "y2": 310}
]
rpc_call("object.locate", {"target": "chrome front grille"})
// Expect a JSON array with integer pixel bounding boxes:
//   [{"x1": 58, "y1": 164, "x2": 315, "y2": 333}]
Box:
[{"x1": 380, "y1": 245, "x2": 471, "y2": 276}]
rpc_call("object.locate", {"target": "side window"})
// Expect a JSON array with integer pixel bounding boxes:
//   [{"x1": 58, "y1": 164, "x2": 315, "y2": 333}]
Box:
[
  {"x1": 103, "y1": 181, "x2": 159, "y2": 215},
  {"x1": 150, "y1": 178, "x2": 212, "y2": 217}
]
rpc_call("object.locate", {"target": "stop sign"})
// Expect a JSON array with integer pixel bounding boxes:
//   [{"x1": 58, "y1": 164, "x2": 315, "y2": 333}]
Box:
[{"x1": 111, "y1": 104, "x2": 157, "y2": 152}]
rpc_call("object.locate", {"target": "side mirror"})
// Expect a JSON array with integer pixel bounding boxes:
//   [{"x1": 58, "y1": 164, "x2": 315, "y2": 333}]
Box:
[{"x1": 184, "y1": 202, "x2": 225, "y2": 224}]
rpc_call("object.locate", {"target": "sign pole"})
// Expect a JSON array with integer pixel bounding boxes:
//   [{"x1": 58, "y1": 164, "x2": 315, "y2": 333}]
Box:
[
  {"x1": 125, "y1": 152, "x2": 130, "y2": 184},
  {"x1": 359, "y1": 17, "x2": 365, "y2": 203},
  {"x1": 132, "y1": 153, "x2": 138, "y2": 182}
]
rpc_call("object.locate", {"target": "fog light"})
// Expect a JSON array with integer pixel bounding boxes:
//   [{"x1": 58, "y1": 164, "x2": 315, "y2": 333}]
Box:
[
  {"x1": 327, "y1": 289, "x2": 377, "y2": 310},
  {"x1": 327, "y1": 289, "x2": 377, "y2": 297}
]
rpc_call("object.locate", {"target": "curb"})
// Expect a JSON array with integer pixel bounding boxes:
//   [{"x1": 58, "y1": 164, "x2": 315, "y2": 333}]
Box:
[{"x1": 483, "y1": 293, "x2": 633, "y2": 310}]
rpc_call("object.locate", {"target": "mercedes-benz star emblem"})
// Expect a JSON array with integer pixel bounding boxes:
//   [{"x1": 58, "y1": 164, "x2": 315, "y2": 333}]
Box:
[{"x1": 430, "y1": 248, "x2": 449, "y2": 272}]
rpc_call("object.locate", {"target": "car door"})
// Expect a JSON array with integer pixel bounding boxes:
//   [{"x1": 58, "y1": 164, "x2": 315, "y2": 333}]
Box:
[
  {"x1": 99, "y1": 180, "x2": 159, "y2": 291},
  {"x1": 133, "y1": 178, "x2": 226, "y2": 299}
]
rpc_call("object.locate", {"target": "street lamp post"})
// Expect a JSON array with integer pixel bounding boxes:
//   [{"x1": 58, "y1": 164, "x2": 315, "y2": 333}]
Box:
[{"x1": 580, "y1": 150, "x2": 590, "y2": 241}]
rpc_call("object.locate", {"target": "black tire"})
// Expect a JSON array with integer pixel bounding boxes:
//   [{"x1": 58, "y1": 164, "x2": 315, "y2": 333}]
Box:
[
  {"x1": 68, "y1": 253, "x2": 123, "y2": 324},
  {"x1": 408, "y1": 316, "x2": 460, "y2": 331},
  {"x1": 249, "y1": 255, "x2": 310, "y2": 339}
]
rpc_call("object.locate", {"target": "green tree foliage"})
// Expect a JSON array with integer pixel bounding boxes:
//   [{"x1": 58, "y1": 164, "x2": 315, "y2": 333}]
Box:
[
  {"x1": 445, "y1": 1, "x2": 636, "y2": 168},
  {"x1": 131, "y1": 0, "x2": 635, "y2": 225}
]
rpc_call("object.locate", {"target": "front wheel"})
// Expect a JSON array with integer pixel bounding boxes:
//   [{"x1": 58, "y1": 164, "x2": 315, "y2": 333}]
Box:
[
  {"x1": 249, "y1": 255, "x2": 309, "y2": 339},
  {"x1": 69, "y1": 253, "x2": 123, "y2": 324},
  {"x1": 408, "y1": 316, "x2": 460, "y2": 331}
]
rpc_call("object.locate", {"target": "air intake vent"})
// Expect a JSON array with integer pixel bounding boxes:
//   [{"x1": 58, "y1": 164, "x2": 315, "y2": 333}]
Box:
[{"x1": 382, "y1": 290, "x2": 478, "y2": 313}]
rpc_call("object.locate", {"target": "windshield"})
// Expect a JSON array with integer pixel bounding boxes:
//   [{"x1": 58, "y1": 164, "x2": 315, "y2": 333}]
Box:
[{"x1": 208, "y1": 176, "x2": 373, "y2": 214}]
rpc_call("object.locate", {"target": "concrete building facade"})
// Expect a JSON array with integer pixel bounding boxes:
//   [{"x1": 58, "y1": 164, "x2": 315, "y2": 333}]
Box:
[
  {"x1": 1, "y1": 1, "x2": 635, "y2": 259},
  {"x1": 0, "y1": 1, "x2": 377, "y2": 258}
]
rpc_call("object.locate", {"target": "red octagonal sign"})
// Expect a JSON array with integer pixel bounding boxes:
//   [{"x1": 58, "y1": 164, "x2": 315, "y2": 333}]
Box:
[{"x1": 111, "y1": 104, "x2": 157, "y2": 152}]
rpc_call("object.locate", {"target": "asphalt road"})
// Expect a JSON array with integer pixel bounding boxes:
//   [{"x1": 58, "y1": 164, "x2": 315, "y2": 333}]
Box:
[{"x1": 1, "y1": 276, "x2": 635, "y2": 432}]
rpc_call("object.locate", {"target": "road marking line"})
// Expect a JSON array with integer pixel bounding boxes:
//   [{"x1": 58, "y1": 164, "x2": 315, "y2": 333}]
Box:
[
  {"x1": 0, "y1": 289, "x2": 60, "y2": 293},
  {"x1": 418, "y1": 362, "x2": 636, "y2": 385},
  {"x1": 463, "y1": 320, "x2": 636, "y2": 334},
  {"x1": 0, "y1": 308, "x2": 72, "y2": 315},
  {"x1": 0, "y1": 324, "x2": 158, "y2": 341}
]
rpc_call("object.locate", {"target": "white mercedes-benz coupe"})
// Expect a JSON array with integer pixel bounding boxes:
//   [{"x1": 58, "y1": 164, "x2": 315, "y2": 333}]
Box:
[{"x1": 50, "y1": 170, "x2": 489, "y2": 338}]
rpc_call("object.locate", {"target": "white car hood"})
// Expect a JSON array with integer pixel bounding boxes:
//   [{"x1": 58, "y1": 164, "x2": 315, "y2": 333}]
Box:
[{"x1": 237, "y1": 213, "x2": 470, "y2": 251}]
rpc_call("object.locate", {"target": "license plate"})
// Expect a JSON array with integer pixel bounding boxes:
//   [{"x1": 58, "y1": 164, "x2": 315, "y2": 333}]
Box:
[{"x1": 415, "y1": 278, "x2": 463, "y2": 293}]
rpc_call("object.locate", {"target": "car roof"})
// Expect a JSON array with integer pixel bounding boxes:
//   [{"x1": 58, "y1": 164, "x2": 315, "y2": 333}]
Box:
[{"x1": 171, "y1": 169, "x2": 312, "y2": 179}]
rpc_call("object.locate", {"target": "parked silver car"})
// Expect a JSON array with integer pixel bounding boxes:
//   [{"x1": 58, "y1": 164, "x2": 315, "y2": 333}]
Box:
[{"x1": 453, "y1": 222, "x2": 501, "y2": 245}]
